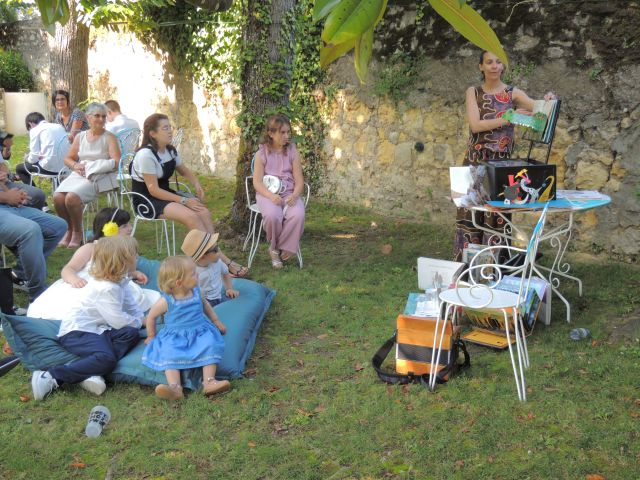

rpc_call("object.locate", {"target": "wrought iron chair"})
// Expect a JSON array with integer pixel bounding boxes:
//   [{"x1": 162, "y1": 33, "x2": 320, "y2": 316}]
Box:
[
  {"x1": 26, "y1": 134, "x2": 70, "y2": 191},
  {"x1": 56, "y1": 164, "x2": 120, "y2": 244},
  {"x1": 118, "y1": 155, "x2": 190, "y2": 257},
  {"x1": 121, "y1": 189, "x2": 176, "y2": 256},
  {"x1": 428, "y1": 204, "x2": 549, "y2": 401},
  {"x1": 116, "y1": 128, "x2": 141, "y2": 158},
  {"x1": 244, "y1": 174, "x2": 310, "y2": 269}
]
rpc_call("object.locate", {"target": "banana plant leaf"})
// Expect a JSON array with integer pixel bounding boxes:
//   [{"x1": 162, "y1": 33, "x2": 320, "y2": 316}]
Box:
[{"x1": 428, "y1": 0, "x2": 509, "y2": 67}]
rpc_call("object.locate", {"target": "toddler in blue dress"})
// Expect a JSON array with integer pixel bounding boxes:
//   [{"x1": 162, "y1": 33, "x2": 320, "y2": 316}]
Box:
[{"x1": 142, "y1": 255, "x2": 230, "y2": 400}]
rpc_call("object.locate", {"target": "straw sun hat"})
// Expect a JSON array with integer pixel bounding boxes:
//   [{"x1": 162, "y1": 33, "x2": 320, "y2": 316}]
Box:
[{"x1": 180, "y1": 230, "x2": 219, "y2": 262}]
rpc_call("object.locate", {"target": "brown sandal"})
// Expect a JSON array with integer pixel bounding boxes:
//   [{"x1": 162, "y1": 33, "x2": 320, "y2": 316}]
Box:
[{"x1": 227, "y1": 260, "x2": 249, "y2": 277}]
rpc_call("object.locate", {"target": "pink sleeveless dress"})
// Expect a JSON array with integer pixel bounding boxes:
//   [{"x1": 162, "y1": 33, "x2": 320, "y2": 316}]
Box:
[{"x1": 255, "y1": 143, "x2": 305, "y2": 254}]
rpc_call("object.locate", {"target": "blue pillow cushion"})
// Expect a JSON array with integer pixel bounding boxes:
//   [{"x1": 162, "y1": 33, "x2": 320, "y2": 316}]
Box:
[{"x1": 1, "y1": 257, "x2": 275, "y2": 389}]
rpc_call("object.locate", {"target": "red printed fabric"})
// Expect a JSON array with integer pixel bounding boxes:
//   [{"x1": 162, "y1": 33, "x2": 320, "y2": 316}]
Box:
[{"x1": 464, "y1": 86, "x2": 515, "y2": 165}]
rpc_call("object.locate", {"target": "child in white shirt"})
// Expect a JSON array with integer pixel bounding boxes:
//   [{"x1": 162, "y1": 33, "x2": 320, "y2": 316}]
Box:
[
  {"x1": 30, "y1": 236, "x2": 143, "y2": 401},
  {"x1": 181, "y1": 230, "x2": 239, "y2": 307}
]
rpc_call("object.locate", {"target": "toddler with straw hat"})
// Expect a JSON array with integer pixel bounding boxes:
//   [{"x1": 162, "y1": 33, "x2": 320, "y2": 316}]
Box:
[{"x1": 181, "y1": 230, "x2": 239, "y2": 307}]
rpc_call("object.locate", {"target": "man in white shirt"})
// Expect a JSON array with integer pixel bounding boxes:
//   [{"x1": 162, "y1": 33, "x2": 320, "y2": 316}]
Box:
[
  {"x1": 105, "y1": 100, "x2": 140, "y2": 136},
  {"x1": 15, "y1": 112, "x2": 69, "y2": 186}
]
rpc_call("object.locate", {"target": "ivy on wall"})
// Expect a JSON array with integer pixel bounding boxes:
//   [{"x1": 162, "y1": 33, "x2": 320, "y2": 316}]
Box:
[{"x1": 134, "y1": 0, "x2": 327, "y2": 191}]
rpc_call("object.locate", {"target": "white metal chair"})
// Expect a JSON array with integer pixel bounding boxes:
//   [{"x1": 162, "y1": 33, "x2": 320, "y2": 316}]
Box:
[
  {"x1": 26, "y1": 134, "x2": 70, "y2": 191},
  {"x1": 56, "y1": 165, "x2": 120, "y2": 243},
  {"x1": 429, "y1": 204, "x2": 549, "y2": 401},
  {"x1": 172, "y1": 127, "x2": 184, "y2": 151},
  {"x1": 116, "y1": 128, "x2": 141, "y2": 159},
  {"x1": 121, "y1": 190, "x2": 176, "y2": 256},
  {"x1": 243, "y1": 175, "x2": 310, "y2": 269},
  {"x1": 118, "y1": 154, "x2": 190, "y2": 257}
]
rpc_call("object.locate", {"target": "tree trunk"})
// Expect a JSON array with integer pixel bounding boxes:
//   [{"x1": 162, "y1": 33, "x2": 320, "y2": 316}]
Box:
[
  {"x1": 48, "y1": 0, "x2": 89, "y2": 110},
  {"x1": 228, "y1": 0, "x2": 297, "y2": 229}
]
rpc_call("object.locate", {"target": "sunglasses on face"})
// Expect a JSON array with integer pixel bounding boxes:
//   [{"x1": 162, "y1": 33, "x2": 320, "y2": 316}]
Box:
[
  {"x1": 92, "y1": 114, "x2": 107, "y2": 119},
  {"x1": 205, "y1": 246, "x2": 219, "y2": 255}
]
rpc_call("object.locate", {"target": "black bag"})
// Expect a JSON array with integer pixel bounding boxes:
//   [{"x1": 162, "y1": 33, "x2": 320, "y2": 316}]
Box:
[{"x1": 0, "y1": 267, "x2": 14, "y2": 315}]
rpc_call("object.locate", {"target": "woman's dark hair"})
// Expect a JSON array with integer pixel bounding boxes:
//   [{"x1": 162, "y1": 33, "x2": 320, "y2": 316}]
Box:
[
  {"x1": 25, "y1": 112, "x2": 45, "y2": 131},
  {"x1": 259, "y1": 114, "x2": 291, "y2": 150},
  {"x1": 93, "y1": 207, "x2": 131, "y2": 240},
  {"x1": 52, "y1": 89, "x2": 70, "y2": 107},
  {"x1": 478, "y1": 50, "x2": 488, "y2": 80},
  {"x1": 139, "y1": 113, "x2": 169, "y2": 152}
]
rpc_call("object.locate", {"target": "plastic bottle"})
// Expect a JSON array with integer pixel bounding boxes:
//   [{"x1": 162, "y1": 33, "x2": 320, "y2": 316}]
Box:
[
  {"x1": 85, "y1": 405, "x2": 111, "y2": 438},
  {"x1": 569, "y1": 328, "x2": 591, "y2": 341}
]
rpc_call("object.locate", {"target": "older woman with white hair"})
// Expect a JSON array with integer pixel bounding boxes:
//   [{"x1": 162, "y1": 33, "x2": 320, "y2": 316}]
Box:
[{"x1": 54, "y1": 102, "x2": 121, "y2": 248}]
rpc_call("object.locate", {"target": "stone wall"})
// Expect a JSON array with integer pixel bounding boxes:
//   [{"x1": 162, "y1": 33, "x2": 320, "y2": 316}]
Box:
[
  {"x1": 319, "y1": 1, "x2": 640, "y2": 258},
  {"x1": 2, "y1": 2, "x2": 639, "y2": 259},
  {"x1": 0, "y1": 21, "x2": 240, "y2": 177},
  {"x1": 87, "y1": 28, "x2": 240, "y2": 178}
]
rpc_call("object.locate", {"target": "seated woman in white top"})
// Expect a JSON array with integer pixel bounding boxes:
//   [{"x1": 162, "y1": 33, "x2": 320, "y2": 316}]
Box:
[
  {"x1": 130, "y1": 113, "x2": 248, "y2": 277},
  {"x1": 54, "y1": 102, "x2": 121, "y2": 248},
  {"x1": 28, "y1": 207, "x2": 159, "y2": 320}
]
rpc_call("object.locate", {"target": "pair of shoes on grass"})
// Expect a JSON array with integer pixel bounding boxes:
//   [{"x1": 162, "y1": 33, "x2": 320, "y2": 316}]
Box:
[
  {"x1": 269, "y1": 249, "x2": 294, "y2": 269},
  {"x1": 154, "y1": 379, "x2": 231, "y2": 401},
  {"x1": 31, "y1": 371, "x2": 106, "y2": 401}
]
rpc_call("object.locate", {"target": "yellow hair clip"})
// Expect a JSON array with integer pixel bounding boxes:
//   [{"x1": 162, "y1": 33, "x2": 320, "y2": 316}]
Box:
[{"x1": 102, "y1": 221, "x2": 119, "y2": 237}]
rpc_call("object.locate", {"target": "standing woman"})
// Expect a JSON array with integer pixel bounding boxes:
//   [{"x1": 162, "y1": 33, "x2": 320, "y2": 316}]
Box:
[
  {"x1": 130, "y1": 113, "x2": 248, "y2": 277},
  {"x1": 52, "y1": 89, "x2": 89, "y2": 143},
  {"x1": 253, "y1": 114, "x2": 305, "y2": 269},
  {"x1": 54, "y1": 102, "x2": 120, "y2": 248},
  {"x1": 453, "y1": 51, "x2": 554, "y2": 261}
]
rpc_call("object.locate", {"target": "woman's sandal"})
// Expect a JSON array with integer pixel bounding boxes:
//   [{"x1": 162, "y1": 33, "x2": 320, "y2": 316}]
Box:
[
  {"x1": 58, "y1": 231, "x2": 72, "y2": 248},
  {"x1": 280, "y1": 250, "x2": 294, "y2": 262},
  {"x1": 226, "y1": 260, "x2": 249, "y2": 277},
  {"x1": 67, "y1": 231, "x2": 83, "y2": 249},
  {"x1": 269, "y1": 250, "x2": 283, "y2": 269}
]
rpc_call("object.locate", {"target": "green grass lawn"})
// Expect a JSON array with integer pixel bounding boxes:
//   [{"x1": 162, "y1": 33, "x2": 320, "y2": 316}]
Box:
[{"x1": 1, "y1": 137, "x2": 639, "y2": 479}]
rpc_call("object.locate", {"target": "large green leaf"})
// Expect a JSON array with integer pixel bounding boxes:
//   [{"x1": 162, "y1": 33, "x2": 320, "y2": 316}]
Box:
[
  {"x1": 428, "y1": 0, "x2": 508, "y2": 67},
  {"x1": 323, "y1": 0, "x2": 385, "y2": 46},
  {"x1": 312, "y1": 0, "x2": 342, "y2": 22},
  {"x1": 321, "y1": 0, "x2": 360, "y2": 43},
  {"x1": 320, "y1": 38, "x2": 356, "y2": 68},
  {"x1": 35, "y1": 0, "x2": 70, "y2": 34},
  {"x1": 354, "y1": 27, "x2": 374, "y2": 83}
]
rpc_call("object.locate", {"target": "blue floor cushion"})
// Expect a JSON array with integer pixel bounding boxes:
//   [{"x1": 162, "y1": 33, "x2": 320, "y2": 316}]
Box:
[{"x1": 1, "y1": 257, "x2": 275, "y2": 390}]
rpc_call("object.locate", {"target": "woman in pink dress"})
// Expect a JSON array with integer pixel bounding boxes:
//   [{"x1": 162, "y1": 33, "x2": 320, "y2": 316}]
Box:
[{"x1": 253, "y1": 115, "x2": 305, "y2": 269}]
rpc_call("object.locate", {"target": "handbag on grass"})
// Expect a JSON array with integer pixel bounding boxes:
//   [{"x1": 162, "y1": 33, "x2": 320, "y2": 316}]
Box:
[{"x1": 372, "y1": 314, "x2": 470, "y2": 386}]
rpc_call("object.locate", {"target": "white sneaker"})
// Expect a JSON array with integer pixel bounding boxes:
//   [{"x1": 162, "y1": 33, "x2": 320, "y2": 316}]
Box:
[
  {"x1": 80, "y1": 376, "x2": 106, "y2": 395},
  {"x1": 31, "y1": 370, "x2": 58, "y2": 401}
]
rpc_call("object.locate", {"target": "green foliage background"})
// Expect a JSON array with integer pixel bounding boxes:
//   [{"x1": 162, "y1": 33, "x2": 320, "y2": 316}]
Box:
[
  {"x1": 0, "y1": 49, "x2": 34, "y2": 91},
  {"x1": 131, "y1": 0, "x2": 328, "y2": 191}
]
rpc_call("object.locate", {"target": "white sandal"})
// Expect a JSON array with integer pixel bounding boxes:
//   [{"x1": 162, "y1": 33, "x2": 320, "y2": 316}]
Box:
[{"x1": 269, "y1": 249, "x2": 283, "y2": 269}]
